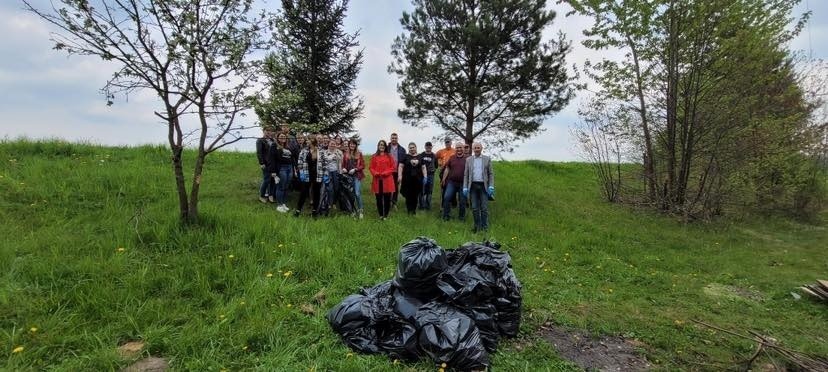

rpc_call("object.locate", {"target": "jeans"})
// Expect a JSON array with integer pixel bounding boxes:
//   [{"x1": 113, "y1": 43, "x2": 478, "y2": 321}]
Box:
[
  {"x1": 419, "y1": 174, "x2": 434, "y2": 210},
  {"x1": 353, "y1": 178, "x2": 364, "y2": 210},
  {"x1": 469, "y1": 182, "x2": 489, "y2": 231},
  {"x1": 275, "y1": 165, "x2": 293, "y2": 204},
  {"x1": 442, "y1": 181, "x2": 466, "y2": 220},
  {"x1": 260, "y1": 167, "x2": 273, "y2": 197}
]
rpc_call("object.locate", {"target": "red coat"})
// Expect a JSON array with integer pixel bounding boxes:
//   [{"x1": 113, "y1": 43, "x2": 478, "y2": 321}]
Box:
[{"x1": 370, "y1": 153, "x2": 396, "y2": 194}]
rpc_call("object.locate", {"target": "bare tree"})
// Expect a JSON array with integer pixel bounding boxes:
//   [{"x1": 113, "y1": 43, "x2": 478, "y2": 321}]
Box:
[{"x1": 23, "y1": 0, "x2": 269, "y2": 223}]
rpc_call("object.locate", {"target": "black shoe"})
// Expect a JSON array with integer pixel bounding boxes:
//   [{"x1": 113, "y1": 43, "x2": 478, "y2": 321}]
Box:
[{"x1": 293, "y1": 209, "x2": 301, "y2": 217}]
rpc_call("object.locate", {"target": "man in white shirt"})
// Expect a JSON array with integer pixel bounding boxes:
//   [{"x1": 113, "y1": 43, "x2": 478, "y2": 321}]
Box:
[{"x1": 463, "y1": 143, "x2": 495, "y2": 232}]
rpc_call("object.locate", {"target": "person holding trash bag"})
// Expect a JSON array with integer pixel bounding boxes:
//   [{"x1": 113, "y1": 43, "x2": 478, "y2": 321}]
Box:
[
  {"x1": 317, "y1": 136, "x2": 339, "y2": 216},
  {"x1": 342, "y1": 137, "x2": 366, "y2": 219},
  {"x1": 463, "y1": 142, "x2": 494, "y2": 232},
  {"x1": 370, "y1": 140, "x2": 396, "y2": 220},
  {"x1": 398, "y1": 142, "x2": 427, "y2": 215},
  {"x1": 294, "y1": 135, "x2": 321, "y2": 217}
]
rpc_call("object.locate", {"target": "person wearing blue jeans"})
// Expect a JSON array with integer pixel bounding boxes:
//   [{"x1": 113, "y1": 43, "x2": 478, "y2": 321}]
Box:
[
  {"x1": 268, "y1": 132, "x2": 297, "y2": 213},
  {"x1": 463, "y1": 142, "x2": 495, "y2": 233},
  {"x1": 442, "y1": 180, "x2": 467, "y2": 221},
  {"x1": 418, "y1": 141, "x2": 437, "y2": 210},
  {"x1": 441, "y1": 142, "x2": 467, "y2": 221}
]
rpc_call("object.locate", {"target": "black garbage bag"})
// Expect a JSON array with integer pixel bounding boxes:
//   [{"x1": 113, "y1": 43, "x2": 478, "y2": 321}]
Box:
[
  {"x1": 392, "y1": 237, "x2": 447, "y2": 301},
  {"x1": 338, "y1": 174, "x2": 357, "y2": 213},
  {"x1": 438, "y1": 241, "x2": 523, "y2": 343},
  {"x1": 376, "y1": 316, "x2": 420, "y2": 362},
  {"x1": 415, "y1": 302, "x2": 490, "y2": 371},
  {"x1": 493, "y1": 268, "x2": 522, "y2": 337},
  {"x1": 318, "y1": 181, "x2": 332, "y2": 216},
  {"x1": 327, "y1": 281, "x2": 394, "y2": 354},
  {"x1": 392, "y1": 287, "x2": 425, "y2": 322}
]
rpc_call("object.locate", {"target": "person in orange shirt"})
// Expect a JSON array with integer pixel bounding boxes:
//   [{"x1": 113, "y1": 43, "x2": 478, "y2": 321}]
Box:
[
  {"x1": 435, "y1": 138, "x2": 456, "y2": 210},
  {"x1": 369, "y1": 140, "x2": 396, "y2": 220}
]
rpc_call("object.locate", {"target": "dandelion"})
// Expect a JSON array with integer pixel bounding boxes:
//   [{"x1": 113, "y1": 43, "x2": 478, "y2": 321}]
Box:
[
  {"x1": 287, "y1": 304, "x2": 293, "y2": 308},
  {"x1": 543, "y1": 268, "x2": 549, "y2": 272},
  {"x1": 346, "y1": 352, "x2": 353, "y2": 358},
  {"x1": 12, "y1": 346, "x2": 24, "y2": 353},
  {"x1": 117, "y1": 247, "x2": 125, "y2": 252},
  {"x1": 608, "y1": 288, "x2": 613, "y2": 293},
  {"x1": 228, "y1": 254, "x2": 235, "y2": 259},
  {"x1": 674, "y1": 319, "x2": 684, "y2": 325},
  {"x1": 30, "y1": 327, "x2": 37, "y2": 333},
  {"x1": 392, "y1": 359, "x2": 400, "y2": 365},
  {"x1": 283, "y1": 270, "x2": 293, "y2": 278},
  {"x1": 240, "y1": 301, "x2": 245, "y2": 305},
  {"x1": 242, "y1": 345, "x2": 248, "y2": 350},
  {"x1": 266, "y1": 273, "x2": 273, "y2": 278},
  {"x1": 278, "y1": 244, "x2": 284, "y2": 248},
  {"x1": 535, "y1": 256, "x2": 540, "y2": 260},
  {"x1": 219, "y1": 314, "x2": 225, "y2": 319}
]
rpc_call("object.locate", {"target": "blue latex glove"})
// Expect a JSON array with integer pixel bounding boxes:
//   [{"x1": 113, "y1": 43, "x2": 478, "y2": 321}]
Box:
[
  {"x1": 462, "y1": 187, "x2": 469, "y2": 198},
  {"x1": 299, "y1": 171, "x2": 309, "y2": 182},
  {"x1": 487, "y1": 186, "x2": 495, "y2": 197},
  {"x1": 422, "y1": 177, "x2": 428, "y2": 185},
  {"x1": 323, "y1": 174, "x2": 330, "y2": 184}
]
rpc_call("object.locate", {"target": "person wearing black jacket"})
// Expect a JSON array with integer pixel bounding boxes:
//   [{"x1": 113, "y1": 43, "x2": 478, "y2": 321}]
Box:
[
  {"x1": 267, "y1": 132, "x2": 297, "y2": 212},
  {"x1": 256, "y1": 128, "x2": 274, "y2": 203}
]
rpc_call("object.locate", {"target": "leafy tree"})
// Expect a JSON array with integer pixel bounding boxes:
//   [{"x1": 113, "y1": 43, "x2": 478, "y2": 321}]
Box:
[
  {"x1": 256, "y1": 0, "x2": 364, "y2": 134},
  {"x1": 389, "y1": 0, "x2": 575, "y2": 152},
  {"x1": 568, "y1": 0, "x2": 822, "y2": 218},
  {"x1": 23, "y1": 0, "x2": 268, "y2": 223}
]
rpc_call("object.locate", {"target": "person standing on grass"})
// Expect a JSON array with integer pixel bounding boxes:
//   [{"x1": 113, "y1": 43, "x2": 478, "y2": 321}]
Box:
[
  {"x1": 387, "y1": 132, "x2": 406, "y2": 207},
  {"x1": 327, "y1": 139, "x2": 344, "y2": 212},
  {"x1": 464, "y1": 142, "x2": 495, "y2": 233},
  {"x1": 268, "y1": 132, "x2": 296, "y2": 213},
  {"x1": 398, "y1": 142, "x2": 427, "y2": 215},
  {"x1": 435, "y1": 137, "x2": 456, "y2": 209},
  {"x1": 370, "y1": 140, "x2": 396, "y2": 220},
  {"x1": 256, "y1": 127, "x2": 275, "y2": 203},
  {"x1": 294, "y1": 135, "x2": 321, "y2": 217},
  {"x1": 441, "y1": 142, "x2": 467, "y2": 221},
  {"x1": 418, "y1": 141, "x2": 437, "y2": 210},
  {"x1": 342, "y1": 137, "x2": 366, "y2": 219}
]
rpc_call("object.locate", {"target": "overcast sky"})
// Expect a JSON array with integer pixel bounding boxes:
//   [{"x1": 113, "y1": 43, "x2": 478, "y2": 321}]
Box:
[{"x1": 1, "y1": 0, "x2": 825, "y2": 161}]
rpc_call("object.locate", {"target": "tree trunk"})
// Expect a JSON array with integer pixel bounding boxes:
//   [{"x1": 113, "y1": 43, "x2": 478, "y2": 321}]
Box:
[
  {"x1": 665, "y1": 0, "x2": 680, "y2": 210},
  {"x1": 628, "y1": 38, "x2": 657, "y2": 203},
  {"x1": 167, "y1": 111, "x2": 190, "y2": 223}
]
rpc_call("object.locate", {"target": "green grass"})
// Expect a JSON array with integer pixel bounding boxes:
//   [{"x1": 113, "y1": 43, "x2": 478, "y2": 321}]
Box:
[{"x1": 1, "y1": 139, "x2": 826, "y2": 371}]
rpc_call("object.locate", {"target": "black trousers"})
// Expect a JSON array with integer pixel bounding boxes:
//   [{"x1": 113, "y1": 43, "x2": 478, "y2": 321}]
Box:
[
  {"x1": 296, "y1": 181, "x2": 320, "y2": 213},
  {"x1": 376, "y1": 179, "x2": 392, "y2": 217}
]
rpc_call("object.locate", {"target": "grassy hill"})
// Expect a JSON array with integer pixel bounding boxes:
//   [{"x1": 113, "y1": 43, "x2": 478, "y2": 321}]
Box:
[{"x1": 1, "y1": 140, "x2": 826, "y2": 370}]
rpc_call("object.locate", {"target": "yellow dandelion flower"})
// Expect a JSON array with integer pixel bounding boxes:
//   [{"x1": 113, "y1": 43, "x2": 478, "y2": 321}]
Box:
[
  {"x1": 278, "y1": 244, "x2": 284, "y2": 248},
  {"x1": 30, "y1": 327, "x2": 37, "y2": 333},
  {"x1": 12, "y1": 346, "x2": 24, "y2": 353},
  {"x1": 240, "y1": 301, "x2": 245, "y2": 305},
  {"x1": 219, "y1": 314, "x2": 226, "y2": 319},
  {"x1": 228, "y1": 254, "x2": 235, "y2": 259},
  {"x1": 439, "y1": 369, "x2": 445, "y2": 372},
  {"x1": 283, "y1": 271, "x2": 293, "y2": 278},
  {"x1": 393, "y1": 359, "x2": 399, "y2": 365},
  {"x1": 242, "y1": 345, "x2": 248, "y2": 350},
  {"x1": 266, "y1": 273, "x2": 273, "y2": 278},
  {"x1": 608, "y1": 288, "x2": 613, "y2": 293},
  {"x1": 346, "y1": 352, "x2": 353, "y2": 358},
  {"x1": 287, "y1": 303, "x2": 293, "y2": 308},
  {"x1": 117, "y1": 247, "x2": 125, "y2": 252},
  {"x1": 674, "y1": 319, "x2": 684, "y2": 325}
]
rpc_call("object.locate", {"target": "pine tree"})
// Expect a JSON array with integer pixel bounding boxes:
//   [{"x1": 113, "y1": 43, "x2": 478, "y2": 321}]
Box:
[
  {"x1": 257, "y1": 0, "x2": 364, "y2": 134},
  {"x1": 389, "y1": 0, "x2": 574, "y2": 152}
]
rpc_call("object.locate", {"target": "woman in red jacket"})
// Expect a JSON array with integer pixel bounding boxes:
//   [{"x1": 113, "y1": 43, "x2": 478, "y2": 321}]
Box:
[{"x1": 369, "y1": 140, "x2": 396, "y2": 220}]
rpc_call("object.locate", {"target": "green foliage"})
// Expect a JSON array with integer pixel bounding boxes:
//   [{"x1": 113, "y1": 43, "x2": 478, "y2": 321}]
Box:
[
  {"x1": 2, "y1": 140, "x2": 826, "y2": 370},
  {"x1": 569, "y1": 0, "x2": 825, "y2": 218},
  {"x1": 257, "y1": 0, "x2": 364, "y2": 134},
  {"x1": 389, "y1": 0, "x2": 574, "y2": 152}
]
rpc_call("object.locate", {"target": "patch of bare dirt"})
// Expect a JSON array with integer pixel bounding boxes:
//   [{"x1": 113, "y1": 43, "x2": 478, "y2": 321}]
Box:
[
  {"x1": 540, "y1": 323, "x2": 651, "y2": 371},
  {"x1": 121, "y1": 356, "x2": 168, "y2": 372}
]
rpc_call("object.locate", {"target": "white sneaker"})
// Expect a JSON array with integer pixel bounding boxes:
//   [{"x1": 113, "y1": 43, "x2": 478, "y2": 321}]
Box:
[
  {"x1": 277, "y1": 204, "x2": 288, "y2": 213},
  {"x1": 359, "y1": 212, "x2": 364, "y2": 219}
]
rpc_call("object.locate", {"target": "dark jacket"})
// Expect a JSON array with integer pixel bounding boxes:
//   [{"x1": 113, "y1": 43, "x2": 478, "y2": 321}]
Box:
[{"x1": 256, "y1": 137, "x2": 271, "y2": 166}]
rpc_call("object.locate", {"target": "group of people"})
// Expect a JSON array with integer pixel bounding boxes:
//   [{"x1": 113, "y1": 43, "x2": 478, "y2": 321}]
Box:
[{"x1": 255, "y1": 126, "x2": 496, "y2": 232}]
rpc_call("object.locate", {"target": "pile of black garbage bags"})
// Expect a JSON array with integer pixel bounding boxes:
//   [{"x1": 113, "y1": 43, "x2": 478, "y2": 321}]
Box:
[{"x1": 327, "y1": 237, "x2": 522, "y2": 370}]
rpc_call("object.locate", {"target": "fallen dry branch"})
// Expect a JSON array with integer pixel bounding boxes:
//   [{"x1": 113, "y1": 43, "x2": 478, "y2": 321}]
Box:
[
  {"x1": 691, "y1": 319, "x2": 828, "y2": 371},
  {"x1": 800, "y1": 279, "x2": 828, "y2": 302}
]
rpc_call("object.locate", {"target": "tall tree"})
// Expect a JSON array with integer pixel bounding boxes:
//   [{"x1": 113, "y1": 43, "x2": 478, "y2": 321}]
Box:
[
  {"x1": 389, "y1": 0, "x2": 574, "y2": 151},
  {"x1": 23, "y1": 0, "x2": 268, "y2": 223},
  {"x1": 256, "y1": 0, "x2": 364, "y2": 134}
]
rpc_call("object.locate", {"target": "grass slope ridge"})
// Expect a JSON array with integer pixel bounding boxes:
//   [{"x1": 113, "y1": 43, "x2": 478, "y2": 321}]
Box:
[{"x1": 1, "y1": 140, "x2": 826, "y2": 370}]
